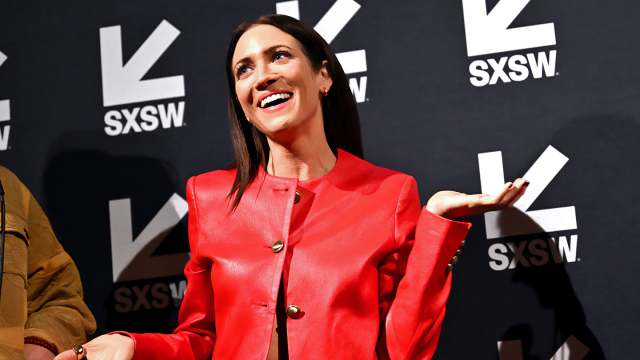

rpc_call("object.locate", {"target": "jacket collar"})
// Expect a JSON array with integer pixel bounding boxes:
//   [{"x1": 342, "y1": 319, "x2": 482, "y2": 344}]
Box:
[{"x1": 256, "y1": 148, "x2": 364, "y2": 188}]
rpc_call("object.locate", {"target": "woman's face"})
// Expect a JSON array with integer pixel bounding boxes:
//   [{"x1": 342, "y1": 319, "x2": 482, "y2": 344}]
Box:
[{"x1": 232, "y1": 25, "x2": 332, "y2": 140}]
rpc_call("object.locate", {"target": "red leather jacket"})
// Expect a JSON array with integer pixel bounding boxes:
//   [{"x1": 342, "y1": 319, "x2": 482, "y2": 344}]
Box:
[{"x1": 122, "y1": 149, "x2": 471, "y2": 360}]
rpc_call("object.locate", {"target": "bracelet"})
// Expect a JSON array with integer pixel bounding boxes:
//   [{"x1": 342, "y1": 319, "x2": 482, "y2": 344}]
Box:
[{"x1": 24, "y1": 338, "x2": 58, "y2": 355}]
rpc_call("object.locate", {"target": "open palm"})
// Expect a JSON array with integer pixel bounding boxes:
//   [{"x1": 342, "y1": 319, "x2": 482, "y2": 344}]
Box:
[{"x1": 426, "y1": 178, "x2": 529, "y2": 220}]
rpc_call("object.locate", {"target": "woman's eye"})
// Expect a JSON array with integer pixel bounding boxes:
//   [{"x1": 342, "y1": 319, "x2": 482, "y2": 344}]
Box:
[
  {"x1": 237, "y1": 66, "x2": 250, "y2": 78},
  {"x1": 274, "y1": 52, "x2": 288, "y2": 61}
]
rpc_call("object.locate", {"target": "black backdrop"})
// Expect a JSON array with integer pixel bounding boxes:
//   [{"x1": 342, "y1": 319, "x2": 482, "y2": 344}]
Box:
[{"x1": 1, "y1": 0, "x2": 638, "y2": 359}]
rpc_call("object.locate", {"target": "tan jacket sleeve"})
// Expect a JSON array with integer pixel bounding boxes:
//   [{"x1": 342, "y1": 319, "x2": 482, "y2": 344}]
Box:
[
  {"x1": 24, "y1": 192, "x2": 97, "y2": 353},
  {"x1": 0, "y1": 166, "x2": 97, "y2": 355}
]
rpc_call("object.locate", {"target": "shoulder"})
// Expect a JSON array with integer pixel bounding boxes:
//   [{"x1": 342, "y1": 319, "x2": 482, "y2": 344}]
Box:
[
  {"x1": 0, "y1": 166, "x2": 27, "y2": 191},
  {"x1": 335, "y1": 149, "x2": 414, "y2": 193},
  {"x1": 0, "y1": 165, "x2": 31, "y2": 205},
  {"x1": 0, "y1": 166, "x2": 36, "y2": 234},
  {"x1": 187, "y1": 168, "x2": 237, "y2": 201},
  {"x1": 336, "y1": 151, "x2": 421, "y2": 225},
  {"x1": 189, "y1": 168, "x2": 237, "y2": 189}
]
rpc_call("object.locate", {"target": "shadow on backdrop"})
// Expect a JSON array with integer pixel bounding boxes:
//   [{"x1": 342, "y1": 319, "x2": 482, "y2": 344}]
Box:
[
  {"x1": 496, "y1": 209, "x2": 604, "y2": 360},
  {"x1": 492, "y1": 115, "x2": 640, "y2": 360},
  {"x1": 42, "y1": 133, "x2": 189, "y2": 335}
]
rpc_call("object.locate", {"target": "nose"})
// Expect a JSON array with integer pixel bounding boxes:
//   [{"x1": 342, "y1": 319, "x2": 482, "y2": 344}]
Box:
[{"x1": 255, "y1": 61, "x2": 279, "y2": 91}]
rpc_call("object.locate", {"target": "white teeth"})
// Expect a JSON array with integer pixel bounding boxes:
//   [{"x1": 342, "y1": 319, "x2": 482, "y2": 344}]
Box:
[{"x1": 260, "y1": 92, "x2": 291, "y2": 108}]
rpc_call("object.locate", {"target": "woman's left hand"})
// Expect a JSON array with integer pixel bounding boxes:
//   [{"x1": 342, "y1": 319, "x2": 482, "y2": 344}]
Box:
[{"x1": 425, "y1": 178, "x2": 529, "y2": 220}]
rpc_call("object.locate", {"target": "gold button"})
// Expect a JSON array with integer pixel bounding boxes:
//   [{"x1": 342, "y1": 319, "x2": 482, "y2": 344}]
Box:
[
  {"x1": 294, "y1": 190, "x2": 301, "y2": 204},
  {"x1": 271, "y1": 241, "x2": 284, "y2": 253},
  {"x1": 450, "y1": 256, "x2": 458, "y2": 265},
  {"x1": 286, "y1": 305, "x2": 301, "y2": 319},
  {"x1": 459, "y1": 240, "x2": 465, "y2": 248},
  {"x1": 456, "y1": 249, "x2": 462, "y2": 256},
  {"x1": 446, "y1": 264, "x2": 453, "y2": 273}
]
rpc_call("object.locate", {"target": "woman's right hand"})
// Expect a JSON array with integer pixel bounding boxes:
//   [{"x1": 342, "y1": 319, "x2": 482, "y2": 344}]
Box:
[{"x1": 54, "y1": 334, "x2": 134, "y2": 360}]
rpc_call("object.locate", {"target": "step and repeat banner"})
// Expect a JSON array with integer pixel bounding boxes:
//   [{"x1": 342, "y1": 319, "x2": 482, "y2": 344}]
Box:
[{"x1": 1, "y1": 0, "x2": 637, "y2": 358}]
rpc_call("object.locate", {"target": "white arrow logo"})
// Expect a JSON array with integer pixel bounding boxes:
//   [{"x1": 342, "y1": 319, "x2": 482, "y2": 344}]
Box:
[
  {"x1": 0, "y1": 50, "x2": 9, "y2": 122},
  {"x1": 479, "y1": 145, "x2": 577, "y2": 239},
  {"x1": 276, "y1": 0, "x2": 367, "y2": 74},
  {"x1": 109, "y1": 193, "x2": 189, "y2": 282},
  {"x1": 0, "y1": 50, "x2": 10, "y2": 151},
  {"x1": 462, "y1": 0, "x2": 556, "y2": 57},
  {"x1": 0, "y1": 99, "x2": 8, "y2": 123},
  {"x1": 498, "y1": 335, "x2": 590, "y2": 360},
  {"x1": 100, "y1": 20, "x2": 185, "y2": 107}
]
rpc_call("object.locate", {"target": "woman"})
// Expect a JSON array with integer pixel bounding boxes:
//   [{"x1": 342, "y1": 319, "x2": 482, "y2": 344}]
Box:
[{"x1": 56, "y1": 15, "x2": 527, "y2": 360}]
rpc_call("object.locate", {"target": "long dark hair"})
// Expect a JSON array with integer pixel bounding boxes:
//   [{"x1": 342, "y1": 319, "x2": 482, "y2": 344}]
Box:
[{"x1": 225, "y1": 14, "x2": 363, "y2": 209}]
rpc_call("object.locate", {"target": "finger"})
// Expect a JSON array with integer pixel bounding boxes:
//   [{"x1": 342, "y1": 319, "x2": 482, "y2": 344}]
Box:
[
  {"x1": 54, "y1": 349, "x2": 77, "y2": 360},
  {"x1": 480, "y1": 181, "x2": 515, "y2": 207},
  {"x1": 490, "y1": 182, "x2": 513, "y2": 204},
  {"x1": 499, "y1": 178, "x2": 526, "y2": 205},
  {"x1": 502, "y1": 178, "x2": 527, "y2": 205},
  {"x1": 507, "y1": 179, "x2": 530, "y2": 206}
]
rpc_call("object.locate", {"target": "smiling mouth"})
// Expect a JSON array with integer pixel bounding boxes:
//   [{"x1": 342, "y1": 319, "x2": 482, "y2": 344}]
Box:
[{"x1": 259, "y1": 92, "x2": 293, "y2": 108}]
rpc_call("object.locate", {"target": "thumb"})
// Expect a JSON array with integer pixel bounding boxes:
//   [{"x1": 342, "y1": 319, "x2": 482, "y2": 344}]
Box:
[{"x1": 54, "y1": 349, "x2": 79, "y2": 360}]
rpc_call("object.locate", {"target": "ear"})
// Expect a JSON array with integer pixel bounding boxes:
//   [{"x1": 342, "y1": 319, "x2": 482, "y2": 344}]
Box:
[{"x1": 319, "y1": 60, "x2": 333, "y2": 92}]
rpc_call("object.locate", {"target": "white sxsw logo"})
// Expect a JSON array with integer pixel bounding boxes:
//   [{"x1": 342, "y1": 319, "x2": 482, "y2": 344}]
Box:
[
  {"x1": 463, "y1": 0, "x2": 557, "y2": 86},
  {"x1": 109, "y1": 194, "x2": 189, "y2": 282},
  {"x1": 498, "y1": 335, "x2": 590, "y2": 360},
  {"x1": 114, "y1": 279, "x2": 187, "y2": 313},
  {"x1": 100, "y1": 20, "x2": 185, "y2": 107},
  {"x1": 488, "y1": 236, "x2": 578, "y2": 271},
  {"x1": 462, "y1": 0, "x2": 556, "y2": 57},
  {"x1": 469, "y1": 50, "x2": 556, "y2": 87},
  {"x1": 0, "y1": 50, "x2": 10, "y2": 151},
  {"x1": 104, "y1": 101, "x2": 185, "y2": 136},
  {"x1": 478, "y1": 145, "x2": 577, "y2": 239},
  {"x1": 277, "y1": 0, "x2": 368, "y2": 103}
]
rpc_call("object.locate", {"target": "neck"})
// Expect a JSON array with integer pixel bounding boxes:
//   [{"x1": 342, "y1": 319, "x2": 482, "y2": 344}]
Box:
[{"x1": 265, "y1": 118, "x2": 336, "y2": 181}]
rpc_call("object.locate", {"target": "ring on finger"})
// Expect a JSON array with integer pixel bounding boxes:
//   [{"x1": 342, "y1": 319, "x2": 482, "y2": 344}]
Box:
[{"x1": 72, "y1": 345, "x2": 87, "y2": 360}]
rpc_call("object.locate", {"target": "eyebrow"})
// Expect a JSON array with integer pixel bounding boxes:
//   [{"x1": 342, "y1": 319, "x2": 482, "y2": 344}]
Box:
[{"x1": 233, "y1": 44, "x2": 293, "y2": 70}]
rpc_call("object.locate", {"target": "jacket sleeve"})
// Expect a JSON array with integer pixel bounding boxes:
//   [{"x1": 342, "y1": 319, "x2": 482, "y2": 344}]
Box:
[
  {"x1": 120, "y1": 176, "x2": 217, "y2": 360},
  {"x1": 378, "y1": 176, "x2": 471, "y2": 360},
  {"x1": 22, "y1": 176, "x2": 97, "y2": 354}
]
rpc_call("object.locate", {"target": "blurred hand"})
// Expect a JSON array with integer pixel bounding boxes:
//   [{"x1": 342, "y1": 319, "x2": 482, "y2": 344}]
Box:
[
  {"x1": 24, "y1": 344, "x2": 55, "y2": 360},
  {"x1": 54, "y1": 335, "x2": 134, "y2": 360},
  {"x1": 426, "y1": 178, "x2": 529, "y2": 220}
]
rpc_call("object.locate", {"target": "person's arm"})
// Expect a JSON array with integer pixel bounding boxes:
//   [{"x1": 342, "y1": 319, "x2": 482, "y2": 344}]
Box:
[
  {"x1": 377, "y1": 176, "x2": 470, "y2": 360},
  {"x1": 114, "y1": 260, "x2": 217, "y2": 360},
  {"x1": 24, "y1": 187, "x2": 97, "y2": 356},
  {"x1": 114, "y1": 176, "x2": 217, "y2": 359}
]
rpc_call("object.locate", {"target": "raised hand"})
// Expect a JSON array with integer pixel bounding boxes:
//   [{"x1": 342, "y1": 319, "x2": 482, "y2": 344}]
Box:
[
  {"x1": 425, "y1": 178, "x2": 529, "y2": 220},
  {"x1": 54, "y1": 335, "x2": 134, "y2": 360}
]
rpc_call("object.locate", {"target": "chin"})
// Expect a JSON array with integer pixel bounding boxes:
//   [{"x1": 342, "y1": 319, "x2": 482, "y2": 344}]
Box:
[
  {"x1": 266, "y1": 116, "x2": 311, "y2": 140},
  {"x1": 261, "y1": 116, "x2": 295, "y2": 133}
]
